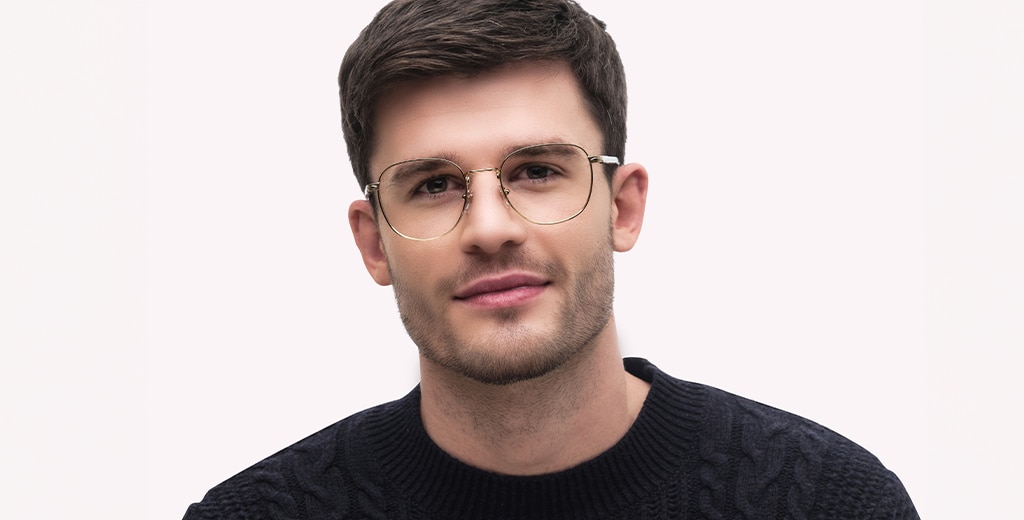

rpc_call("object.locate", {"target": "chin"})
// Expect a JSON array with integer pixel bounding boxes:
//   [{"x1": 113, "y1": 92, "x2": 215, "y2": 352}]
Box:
[{"x1": 422, "y1": 322, "x2": 603, "y2": 386}]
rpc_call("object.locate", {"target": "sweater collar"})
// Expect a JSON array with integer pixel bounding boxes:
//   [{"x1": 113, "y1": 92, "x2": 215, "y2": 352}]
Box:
[{"x1": 364, "y1": 358, "x2": 705, "y2": 519}]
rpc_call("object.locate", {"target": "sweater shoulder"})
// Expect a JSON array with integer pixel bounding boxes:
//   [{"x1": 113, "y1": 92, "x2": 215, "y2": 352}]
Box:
[
  {"x1": 182, "y1": 394, "x2": 410, "y2": 520},
  {"x1": 694, "y1": 379, "x2": 890, "y2": 473},
  {"x1": 636, "y1": 359, "x2": 874, "y2": 459},
  {"x1": 694, "y1": 382, "x2": 919, "y2": 519},
  {"x1": 640, "y1": 361, "x2": 918, "y2": 519}
]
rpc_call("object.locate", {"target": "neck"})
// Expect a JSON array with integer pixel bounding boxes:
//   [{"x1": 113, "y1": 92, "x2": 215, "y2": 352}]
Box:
[{"x1": 418, "y1": 321, "x2": 650, "y2": 475}]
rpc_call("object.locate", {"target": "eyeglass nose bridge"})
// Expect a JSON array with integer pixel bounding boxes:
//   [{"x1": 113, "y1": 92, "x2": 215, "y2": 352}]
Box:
[{"x1": 460, "y1": 167, "x2": 511, "y2": 210}]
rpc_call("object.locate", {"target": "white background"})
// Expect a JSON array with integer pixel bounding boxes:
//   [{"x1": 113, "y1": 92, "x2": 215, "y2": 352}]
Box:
[{"x1": 2, "y1": 1, "x2": 1021, "y2": 518}]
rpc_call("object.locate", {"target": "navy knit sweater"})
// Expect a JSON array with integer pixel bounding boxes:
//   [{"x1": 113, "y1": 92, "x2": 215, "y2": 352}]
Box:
[{"x1": 184, "y1": 358, "x2": 918, "y2": 519}]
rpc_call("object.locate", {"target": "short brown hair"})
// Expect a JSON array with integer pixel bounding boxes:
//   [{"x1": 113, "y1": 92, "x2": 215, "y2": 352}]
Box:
[{"x1": 338, "y1": 0, "x2": 628, "y2": 190}]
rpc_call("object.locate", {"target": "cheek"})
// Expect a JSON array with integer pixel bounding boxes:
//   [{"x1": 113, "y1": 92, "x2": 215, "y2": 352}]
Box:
[
  {"x1": 575, "y1": 192, "x2": 615, "y2": 238},
  {"x1": 546, "y1": 206, "x2": 614, "y2": 258},
  {"x1": 383, "y1": 241, "x2": 445, "y2": 283}
]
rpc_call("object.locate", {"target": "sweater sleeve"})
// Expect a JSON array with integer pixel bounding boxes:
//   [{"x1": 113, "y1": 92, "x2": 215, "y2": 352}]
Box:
[
  {"x1": 180, "y1": 409, "x2": 380, "y2": 520},
  {"x1": 182, "y1": 475, "x2": 265, "y2": 520},
  {"x1": 810, "y1": 442, "x2": 919, "y2": 520}
]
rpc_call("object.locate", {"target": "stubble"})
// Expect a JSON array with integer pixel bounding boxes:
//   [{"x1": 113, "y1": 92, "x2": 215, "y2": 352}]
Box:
[{"x1": 389, "y1": 237, "x2": 615, "y2": 385}]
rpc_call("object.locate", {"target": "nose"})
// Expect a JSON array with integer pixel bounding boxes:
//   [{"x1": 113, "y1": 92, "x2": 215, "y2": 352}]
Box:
[{"x1": 458, "y1": 167, "x2": 528, "y2": 254}]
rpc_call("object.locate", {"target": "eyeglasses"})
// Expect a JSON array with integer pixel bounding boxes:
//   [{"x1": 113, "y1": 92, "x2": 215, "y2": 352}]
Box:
[{"x1": 365, "y1": 143, "x2": 620, "y2": 241}]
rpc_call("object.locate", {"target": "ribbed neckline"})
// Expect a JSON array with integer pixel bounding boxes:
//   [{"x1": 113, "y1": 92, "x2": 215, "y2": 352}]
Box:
[{"x1": 363, "y1": 358, "x2": 707, "y2": 519}]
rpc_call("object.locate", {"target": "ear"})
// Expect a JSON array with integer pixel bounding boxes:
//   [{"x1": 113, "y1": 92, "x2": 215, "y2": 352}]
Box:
[
  {"x1": 609, "y1": 163, "x2": 648, "y2": 252},
  {"x1": 348, "y1": 199, "x2": 392, "y2": 286}
]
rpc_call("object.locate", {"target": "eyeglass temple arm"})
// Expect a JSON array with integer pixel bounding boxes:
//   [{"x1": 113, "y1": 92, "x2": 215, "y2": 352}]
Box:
[{"x1": 590, "y1": 155, "x2": 620, "y2": 166}]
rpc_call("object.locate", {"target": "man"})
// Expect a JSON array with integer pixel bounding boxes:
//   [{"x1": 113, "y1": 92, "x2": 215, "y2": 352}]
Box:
[{"x1": 184, "y1": 0, "x2": 918, "y2": 518}]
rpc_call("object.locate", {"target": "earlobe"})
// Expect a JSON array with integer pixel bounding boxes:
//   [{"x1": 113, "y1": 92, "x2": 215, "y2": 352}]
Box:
[
  {"x1": 348, "y1": 200, "x2": 392, "y2": 286},
  {"x1": 610, "y1": 163, "x2": 648, "y2": 252}
]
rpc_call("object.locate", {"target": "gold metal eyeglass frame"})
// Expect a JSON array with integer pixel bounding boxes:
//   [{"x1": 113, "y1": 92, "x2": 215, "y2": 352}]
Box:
[{"x1": 364, "y1": 143, "x2": 620, "y2": 241}]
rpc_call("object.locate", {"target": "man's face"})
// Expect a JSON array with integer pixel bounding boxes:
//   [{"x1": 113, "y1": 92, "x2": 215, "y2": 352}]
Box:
[{"x1": 362, "y1": 62, "x2": 621, "y2": 385}]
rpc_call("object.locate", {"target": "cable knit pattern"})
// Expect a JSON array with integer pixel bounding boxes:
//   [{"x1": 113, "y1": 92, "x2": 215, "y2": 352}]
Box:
[{"x1": 183, "y1": 358, "x2": 918, "y2": 519}]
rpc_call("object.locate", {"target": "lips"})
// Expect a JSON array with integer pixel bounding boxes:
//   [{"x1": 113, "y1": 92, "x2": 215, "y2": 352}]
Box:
[{"x1": 453, "y1": 273, "x2": 549, "y2": 306}]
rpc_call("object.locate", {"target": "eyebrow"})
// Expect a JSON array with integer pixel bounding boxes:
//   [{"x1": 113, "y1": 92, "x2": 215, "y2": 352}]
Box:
[
  {"x1": 427, "y1": 138, "x2": 577, "y2": 165},
  {"x1": 386, "y1": 158, "x2": 460, "y2": 186}
]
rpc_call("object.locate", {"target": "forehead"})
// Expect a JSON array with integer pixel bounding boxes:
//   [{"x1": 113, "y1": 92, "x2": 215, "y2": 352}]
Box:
[{"x1": 370, "y1": 62, "x2": 603, "y2": 170}]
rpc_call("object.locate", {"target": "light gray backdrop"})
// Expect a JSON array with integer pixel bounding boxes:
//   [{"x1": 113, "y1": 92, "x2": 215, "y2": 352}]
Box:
[{"x1": 2, "y1": 1, "x2": 1021, "y2": 519}]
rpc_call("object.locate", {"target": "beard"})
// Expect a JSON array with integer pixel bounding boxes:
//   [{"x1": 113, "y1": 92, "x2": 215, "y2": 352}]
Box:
[{"x1": 388, "y1": 236, "x2": 615, "y2": 386}]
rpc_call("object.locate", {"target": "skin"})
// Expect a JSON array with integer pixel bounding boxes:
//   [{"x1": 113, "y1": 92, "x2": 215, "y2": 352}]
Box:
[{"x1": 349, "y1": 61, "x2": 650, "y2": 475}]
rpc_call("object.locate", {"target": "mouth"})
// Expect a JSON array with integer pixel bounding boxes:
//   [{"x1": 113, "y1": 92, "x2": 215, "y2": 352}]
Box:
[{"x1": 453, "y1": 273, "x2": 550, "y2": 308}]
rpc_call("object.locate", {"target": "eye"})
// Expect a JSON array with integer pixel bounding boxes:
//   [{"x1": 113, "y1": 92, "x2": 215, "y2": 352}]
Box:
[
  {"x1": 508, "y1": 163, "x2": 563, "y2": 185},
  {"x1": 418, "y1": 176, "x2": 454, "y2": 194},
  {"x1": 409, "y1": 173, "x2": 466, "y2": 200},
  {"x1": 522, "y1": 164, "x2": 556, "y2": 180}
]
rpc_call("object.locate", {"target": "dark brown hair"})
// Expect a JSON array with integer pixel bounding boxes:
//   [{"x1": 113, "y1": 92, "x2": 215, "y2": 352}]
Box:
[{"x1": 338, "y1": 0, "x2": 628, "y2": 190}]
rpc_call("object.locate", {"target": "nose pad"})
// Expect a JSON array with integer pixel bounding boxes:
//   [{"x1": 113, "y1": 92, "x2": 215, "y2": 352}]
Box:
[
  {"x1": 496, "y1": 170, "x2": 513, "y2": 208},
  {"x1": 462, "y1": 168, "x2": 511, "y2": 215},
  {"x1": 461, "y1": 186, "x2": 511, "y2": 216}
]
